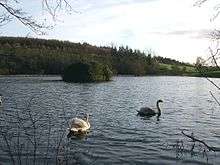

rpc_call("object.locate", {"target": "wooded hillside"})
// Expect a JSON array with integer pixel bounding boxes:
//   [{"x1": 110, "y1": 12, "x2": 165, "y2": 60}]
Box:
[{"x1": 0, "y1": 36, "x2": 194, "y2": 76}]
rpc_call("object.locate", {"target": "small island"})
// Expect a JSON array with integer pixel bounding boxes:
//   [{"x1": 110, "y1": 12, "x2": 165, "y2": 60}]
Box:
[{"x1": 62, "y1": 61, "x2": 112, "y2": 83}]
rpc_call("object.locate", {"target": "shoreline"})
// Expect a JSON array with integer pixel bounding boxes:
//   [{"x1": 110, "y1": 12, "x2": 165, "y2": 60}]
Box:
[{"x1": 0, "y1": 73, "x2": 219, "y2": 79}]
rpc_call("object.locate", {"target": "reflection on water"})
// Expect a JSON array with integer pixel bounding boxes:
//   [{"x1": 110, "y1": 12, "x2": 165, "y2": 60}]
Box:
[
  {"x1": 0, "y1": 75, "x2": 220, "y2": 164},
  {"x1": 67, "y1": 131, "x2": 89, "y2": 140},
  {"x1": 0, "y1": 106, "x2": 3, "y2": 112}
]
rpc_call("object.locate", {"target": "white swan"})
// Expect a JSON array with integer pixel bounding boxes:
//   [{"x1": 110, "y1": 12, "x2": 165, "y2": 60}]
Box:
[
  {"x1": 137, "y1": 99, "x2": 163, "y2": 117},
  {"x1": 69, "y1": 114, "x2": 90, "y2": 134}
]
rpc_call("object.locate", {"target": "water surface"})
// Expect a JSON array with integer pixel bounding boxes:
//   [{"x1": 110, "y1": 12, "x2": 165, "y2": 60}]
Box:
[{"x1": 0, "y1": 76, "x2": 219, "y2": 164}]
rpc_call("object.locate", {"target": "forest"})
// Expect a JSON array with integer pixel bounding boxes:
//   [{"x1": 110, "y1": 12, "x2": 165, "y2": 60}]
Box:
[{"x1": 0, "y1": 36, "x2": 213, "y2": 76}]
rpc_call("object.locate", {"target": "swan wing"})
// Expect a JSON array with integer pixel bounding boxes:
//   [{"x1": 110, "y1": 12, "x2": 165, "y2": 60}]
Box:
[
  {"x1": 71, "y1": 118, "x2": 87, "y2": 128},
  {"x1": 138, "y1": 107, "x2": 156, "y2": 116},
  {"x1": 70, "y1": 118, "x2": 90, "y2": 132}
]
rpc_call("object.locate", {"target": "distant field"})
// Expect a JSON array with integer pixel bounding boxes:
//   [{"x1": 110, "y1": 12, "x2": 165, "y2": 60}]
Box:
[
  {"x1": 159, "y1": 63, "x2": 220, "y2": 77},
  {"x1": 159, "y1": 63, "x2": 172, "y2": 70},
  {"x1": 158, "y1": 63, "x2": 196, "y2": 73},
  {"x1": 189, "y1": 70, "x2": 220, "y2": 78}
]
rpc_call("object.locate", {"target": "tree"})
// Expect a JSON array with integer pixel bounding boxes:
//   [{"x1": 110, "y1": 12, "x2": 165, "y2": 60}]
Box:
[
  {"x1": 0, "y1": 0, "x2": 73, "y2": 34},
  {"x1": 195, "y1": 57, "x2": 205, "y2": 67},
  {"x1": 194, "y1": 1, "x2": 220, "y2": 68},
  {"x1": 194, "y1": 0, "x2": 220, "y2": 20},
  {"x1": 62, "y1": 61, "x2": 113, "y2": 83},
  {"x1": 194, "y1": 0, "x2": 220, "y2": 106},
  {"x1": 194, "y1": 0, "x2": 220, "y2": 67}
]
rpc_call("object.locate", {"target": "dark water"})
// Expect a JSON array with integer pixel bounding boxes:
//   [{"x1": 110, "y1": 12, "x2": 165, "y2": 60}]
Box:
[{"x1": 0, "y1": 76, "x2": 220, "y2": 165}]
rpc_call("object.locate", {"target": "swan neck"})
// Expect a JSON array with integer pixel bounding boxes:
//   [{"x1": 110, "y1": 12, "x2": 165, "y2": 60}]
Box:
[
  {"x1": 156, "y1": 102, "x2": 161, "y2": 116},
  {"x1": 85, "y1": 115, "x2": 89, "y2": 123}
]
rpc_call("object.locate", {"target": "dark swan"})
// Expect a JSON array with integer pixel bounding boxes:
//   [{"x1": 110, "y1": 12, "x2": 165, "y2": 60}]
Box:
[{"x1": 137, "y1": 100, "x2": 163, "y2": 117}]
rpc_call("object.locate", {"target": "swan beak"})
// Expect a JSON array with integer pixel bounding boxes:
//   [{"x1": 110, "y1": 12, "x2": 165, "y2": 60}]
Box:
[{"x1": 85, "y1": 114, "x2": 92, "y2": 117}]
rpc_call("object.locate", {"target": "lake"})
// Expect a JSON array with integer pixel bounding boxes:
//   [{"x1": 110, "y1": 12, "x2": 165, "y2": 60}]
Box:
[{"x1": 0, "y1": 75, "x2": 219, "y2": 165}]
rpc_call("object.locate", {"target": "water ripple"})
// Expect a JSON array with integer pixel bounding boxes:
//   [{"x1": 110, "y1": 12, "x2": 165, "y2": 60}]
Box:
[{"x1": 0, "y1": 76, "x2": 219, "y2": 164}]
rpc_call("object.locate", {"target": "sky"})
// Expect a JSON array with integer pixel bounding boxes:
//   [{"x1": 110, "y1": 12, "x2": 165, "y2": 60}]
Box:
[{"x1": 2, "y1": 0, "x2": 220, "y2": 63}]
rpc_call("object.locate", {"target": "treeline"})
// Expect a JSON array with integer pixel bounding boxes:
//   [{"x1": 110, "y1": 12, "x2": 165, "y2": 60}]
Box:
[
  {"x1": 154, "y1": 56, "x2": 192, "y2": 67},
  {"x1": 0, "y1": 36, "x2": 192, "y2": 76}
]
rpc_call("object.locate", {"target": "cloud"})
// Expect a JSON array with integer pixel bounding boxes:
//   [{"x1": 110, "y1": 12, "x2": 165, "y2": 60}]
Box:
[
  {"x1": 151, "y1": 29, "x2": 213, "y2": 39},
  {"x1": 6, "y1": 0, "x2": 217, "y2": 63},
  {"x1": 71, "y1": 0, "x2": 159, "y2": 13}
]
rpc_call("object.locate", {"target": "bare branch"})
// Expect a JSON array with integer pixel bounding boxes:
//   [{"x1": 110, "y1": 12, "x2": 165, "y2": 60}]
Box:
[
  {"x1": 199, "y1": 70, "x2": 220, "y2": 90},
  {"x1": 0, "y1": 0, "x2": 77, "y2": 34},
  {"x1": 0, "y1": 131, "x2": 16, "y2": 165},
  {"x1": 0, "y1": 1, "x2": 51, "y2": 35},
  {"x1": 194, "y1": 0, "x2": 220, "y2": 21},
  {"x1": 209, "y1": 30, "x2": 220, "y2": 40},
  {"x1": 0, "y1": 13, "x2": 12, "y2": 26},
  {"x1": 208, "y1": 47, "x2": 220, "y2": 69},
  {"x1": 42, "y1": 0, "x2": 79, "y2": 21},
  {"x1": 194, "y1": 0, "x2": 208, "y2": 7},
  {"x1": 181, "y1": 131, "x2": 220, "y2": 152},
  {"x1": 209, "y1": 91, "x2": 220, "y2": 106}
]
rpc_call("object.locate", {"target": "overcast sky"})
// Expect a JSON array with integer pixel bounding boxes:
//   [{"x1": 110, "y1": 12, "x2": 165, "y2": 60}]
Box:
[{"x1": 2, "y1": 0, "x2": 220, "y2": 63}]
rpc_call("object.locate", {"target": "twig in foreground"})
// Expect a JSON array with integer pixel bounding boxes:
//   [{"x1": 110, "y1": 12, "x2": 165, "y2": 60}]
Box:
[
  {"x1": 181, "y1": 131, "x2": 220, "y2": 152},
  {"x1": 209, "y1": 91, "x2": 220, "y2": 106}
]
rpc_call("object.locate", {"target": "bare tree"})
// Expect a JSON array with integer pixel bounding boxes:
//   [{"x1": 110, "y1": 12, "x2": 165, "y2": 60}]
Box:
[
  {"x1": 194, "y1": 0, "x2": 220, "y2": 106},
  {"x1": 0, "y1": 0, "x2": 74, "y2": 34},
  {"x1": 194, "y1": 0, "x2": 220, "y2": 20}
]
